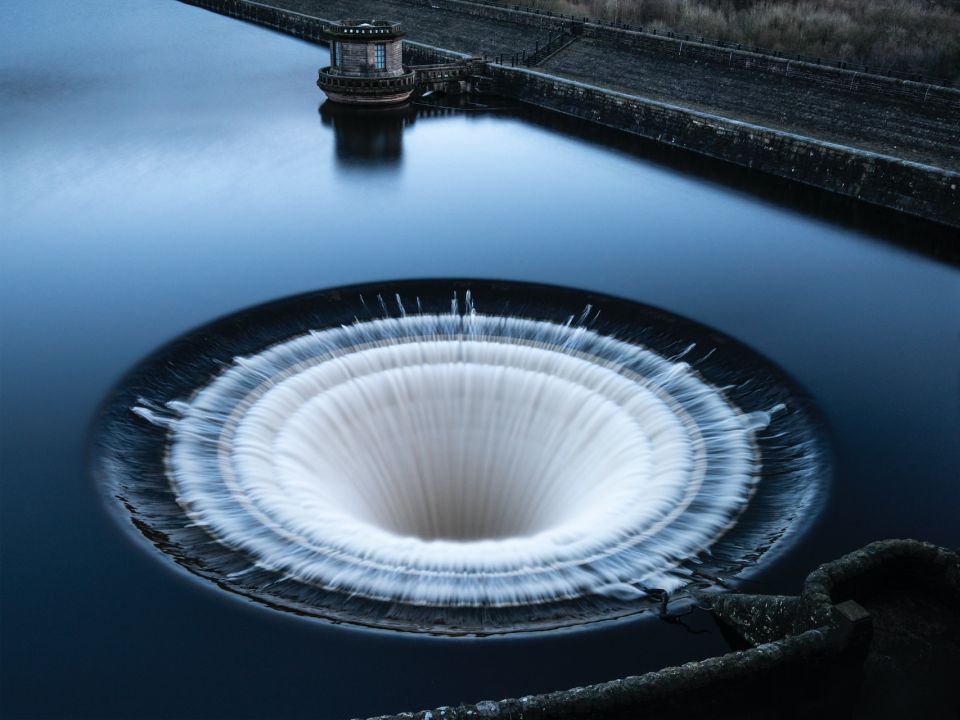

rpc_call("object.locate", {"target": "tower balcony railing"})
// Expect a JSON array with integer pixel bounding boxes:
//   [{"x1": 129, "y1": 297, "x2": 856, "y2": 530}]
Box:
[{"x1": 318, "y1": 68, "x2": 417, "y2": 94}]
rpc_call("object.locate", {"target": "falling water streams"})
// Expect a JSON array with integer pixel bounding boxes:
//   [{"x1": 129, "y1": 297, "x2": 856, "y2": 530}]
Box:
[{"x1": 106, "y1": 284, "x2": 825, "y2": 634}]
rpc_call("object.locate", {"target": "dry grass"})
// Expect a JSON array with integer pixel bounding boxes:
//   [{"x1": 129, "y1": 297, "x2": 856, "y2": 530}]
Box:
[{"x1": 504, "y1": 0, "x2": 960, "y2": 80}]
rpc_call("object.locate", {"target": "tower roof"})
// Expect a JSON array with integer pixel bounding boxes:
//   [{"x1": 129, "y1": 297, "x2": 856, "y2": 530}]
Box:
[{"x1": 325, "y1": 20, "x2": 404, "y2": 41}]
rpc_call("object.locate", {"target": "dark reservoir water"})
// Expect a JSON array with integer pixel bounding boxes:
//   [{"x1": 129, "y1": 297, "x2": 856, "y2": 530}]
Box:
[{"x1": 1, "y1": 1, "x2": 958, "y2": 718}]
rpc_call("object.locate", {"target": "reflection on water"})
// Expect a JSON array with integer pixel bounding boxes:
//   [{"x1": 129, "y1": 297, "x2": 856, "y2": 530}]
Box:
[
  {"x1": 320, "y1": 101, "x2": 414, "y2": 167},
  {"x1": 2, "y1": 0, "x2": 959, "y2": 719},
  {"x1": 319, "y1": 99, "x2": 520, "y2": 169}
]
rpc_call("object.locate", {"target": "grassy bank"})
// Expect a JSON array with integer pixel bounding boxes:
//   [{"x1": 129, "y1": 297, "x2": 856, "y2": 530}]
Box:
[{"x1": 500, "y1": 0, "x2": 960, "y2": 81}]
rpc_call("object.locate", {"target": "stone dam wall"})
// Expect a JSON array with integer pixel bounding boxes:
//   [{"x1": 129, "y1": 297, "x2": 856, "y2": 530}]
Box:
[
  {"x1": 421, "y1": 0, "x2": 959, "y2": 111},
  {"x1": 578, "y1": 23, "x2": 958, "y2": 112},
  {"x1": 179, "y1": 0, "x2": 332, "y2": 42},
  {"x1": 179, "y1": 0, "x2": 960, "y2": 228},
  {"x1": 179, "y1": 0, "x2": 474, "y2": 63},
  {"x1": 486, "y1": 66, "x2": 960, "y2": 228},
  {"x1": 185, "y1": 0, "x2": 958, "y2": 110}
]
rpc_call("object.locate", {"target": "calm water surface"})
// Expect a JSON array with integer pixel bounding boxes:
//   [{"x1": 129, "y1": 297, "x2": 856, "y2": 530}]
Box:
[{"x1": 2, "y1": 1, "x2": 958, "y2": 718}]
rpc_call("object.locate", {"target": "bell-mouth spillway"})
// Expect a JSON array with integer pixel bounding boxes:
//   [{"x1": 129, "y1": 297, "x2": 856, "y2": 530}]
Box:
[{"x1": 95, "y1": 280, "x2": 828, "y2": 636}]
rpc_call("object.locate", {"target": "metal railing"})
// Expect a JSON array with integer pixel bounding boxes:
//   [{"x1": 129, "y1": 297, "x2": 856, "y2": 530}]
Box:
[{"x1": 492, "y1": 21, "x2": 582, "y2": 67}]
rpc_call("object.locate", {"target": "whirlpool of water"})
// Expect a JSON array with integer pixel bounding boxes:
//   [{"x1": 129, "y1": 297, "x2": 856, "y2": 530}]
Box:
[{"x1": 98, "y1": 281, "x2": 826, "y2": 635}]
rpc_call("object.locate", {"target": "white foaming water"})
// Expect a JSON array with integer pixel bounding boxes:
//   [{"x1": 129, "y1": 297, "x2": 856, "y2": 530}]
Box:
[{"x1": 150, "y1": 312, "x2": 771, "y2": 612}]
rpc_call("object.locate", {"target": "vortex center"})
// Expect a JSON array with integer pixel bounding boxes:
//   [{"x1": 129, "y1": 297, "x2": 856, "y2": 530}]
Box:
[{"x1": 271, "y1": 361, "x2": 656, "y2": 542}]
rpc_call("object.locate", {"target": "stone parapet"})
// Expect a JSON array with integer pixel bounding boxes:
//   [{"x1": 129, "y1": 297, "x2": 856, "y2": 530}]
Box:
[
  {"x1": 364, "y1": 540, "x2": 959, "y2": 719},
  {"x1": 579, "y1": 24, "x2": 960, "y2": 112}
]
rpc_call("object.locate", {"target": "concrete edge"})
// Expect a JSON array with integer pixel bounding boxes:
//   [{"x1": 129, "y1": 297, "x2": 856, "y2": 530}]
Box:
[{"x1": 361, "y1": 539, "x2": 959, "y2": 720}]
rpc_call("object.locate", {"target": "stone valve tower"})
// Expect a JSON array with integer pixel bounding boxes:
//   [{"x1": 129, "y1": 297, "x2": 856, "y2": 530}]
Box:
[{"x1": 317, "y1": 20, "x2": 417, "y2": 105}]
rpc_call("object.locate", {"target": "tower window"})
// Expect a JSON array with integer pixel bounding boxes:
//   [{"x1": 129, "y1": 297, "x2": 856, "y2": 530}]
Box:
[
  {"x1": 333, "y1": 41, "x2": 342, "y2": 67},
  {"x1": 374, "y1": 43, "x2": 386, "y2": 70}
]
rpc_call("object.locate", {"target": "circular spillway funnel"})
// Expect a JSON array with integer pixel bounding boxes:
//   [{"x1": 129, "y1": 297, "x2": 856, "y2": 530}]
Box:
[{"x1": 95, "y1": 280, "x2": 827, "y2": 635}]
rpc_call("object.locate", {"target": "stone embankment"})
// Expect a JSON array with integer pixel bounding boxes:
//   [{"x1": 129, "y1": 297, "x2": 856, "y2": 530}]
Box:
[
  {"x1": 540, "y1": 36, "x2": 959, "y2": 170},
  {"x1": 180, "y1": 0, "x2": 959, "y2": 227},
  {"x1": 364, "y1": 539, "x2": 959, "y2": 719},
  {"x1": 486, "y1": 67, "x2": 958, "y2": 229}
]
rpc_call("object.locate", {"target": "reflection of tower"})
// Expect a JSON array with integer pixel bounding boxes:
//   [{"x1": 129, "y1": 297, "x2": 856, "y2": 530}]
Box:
[
  {"x1": 317, "y1": 20, "x2": 416, "y2": 105},
  {"x1": 320, "y1": 101, "x2": 416, "y2": 168}
]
